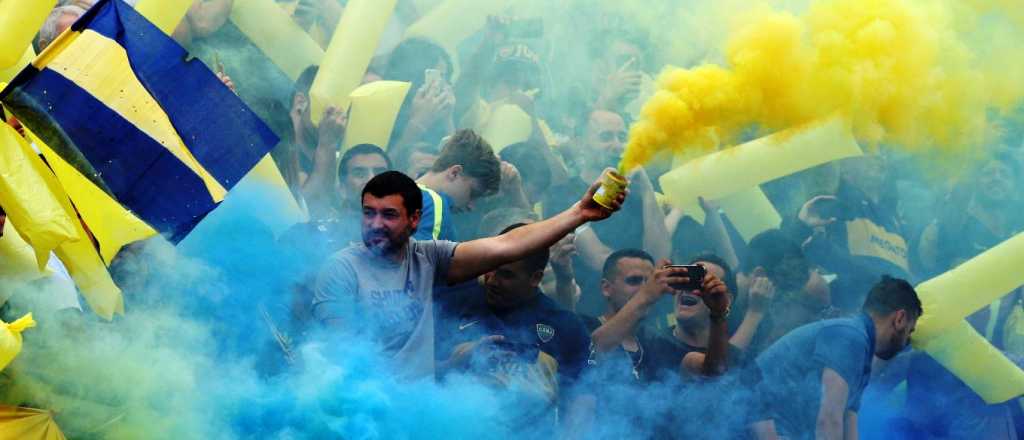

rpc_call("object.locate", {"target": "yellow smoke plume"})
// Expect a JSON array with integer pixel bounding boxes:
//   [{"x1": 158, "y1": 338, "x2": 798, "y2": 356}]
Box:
[{"x1": 620, "y1": 0, "x2": 1024, "y2": 171}]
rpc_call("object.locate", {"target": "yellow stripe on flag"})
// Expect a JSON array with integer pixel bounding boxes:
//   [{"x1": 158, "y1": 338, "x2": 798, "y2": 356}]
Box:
[
  {"x1": 0, "y1": 123, "x2": 79, "y2": 270},
  {"x1": 31, "y1": 131, "x2": 157, "y2": 264},
  {"x1": 41, "y1": 29, "x2": 228, "y2": 202}
]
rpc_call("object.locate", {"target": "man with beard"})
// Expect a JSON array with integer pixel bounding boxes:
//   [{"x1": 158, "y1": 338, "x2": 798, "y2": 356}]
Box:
[
  {"x1": 314, "y1": 170, "x2": 625, "y2": 379},
  {"x1": 543, "y1": 109, "x2": 669, "y2": 317},
  {"x1": 753, "y1": 276, "x2": 922, "y2": 440}
]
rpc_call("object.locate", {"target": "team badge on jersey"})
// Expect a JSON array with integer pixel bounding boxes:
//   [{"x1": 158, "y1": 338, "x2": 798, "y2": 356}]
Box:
[{"x1": 536, "y1": 323, "x2": 555, "y2": 343}]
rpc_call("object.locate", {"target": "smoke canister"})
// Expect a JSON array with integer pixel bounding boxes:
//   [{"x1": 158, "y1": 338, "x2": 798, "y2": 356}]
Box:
[{"x1": 593, "y1": 170, "x2": 628, "y2": 210}]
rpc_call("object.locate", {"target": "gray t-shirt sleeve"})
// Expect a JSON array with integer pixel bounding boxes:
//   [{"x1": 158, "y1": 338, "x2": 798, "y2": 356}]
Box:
[
  {"x1": 312, "y1": 253, "x2": 359, "y2": 325},
  {"x1": 417, "y1": 240, "x2": 459, "y2": 284}
]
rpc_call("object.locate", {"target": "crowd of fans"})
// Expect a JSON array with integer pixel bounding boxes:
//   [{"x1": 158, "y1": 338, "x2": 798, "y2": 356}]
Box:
[{"x1": 4, "y1": 0, "x2": 1024, "y2": 439}]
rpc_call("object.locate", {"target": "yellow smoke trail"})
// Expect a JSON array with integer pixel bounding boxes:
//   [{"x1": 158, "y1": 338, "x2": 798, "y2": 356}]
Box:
[{"x1": 620, "y1": 0, "x2": 1024, "y2": 171}]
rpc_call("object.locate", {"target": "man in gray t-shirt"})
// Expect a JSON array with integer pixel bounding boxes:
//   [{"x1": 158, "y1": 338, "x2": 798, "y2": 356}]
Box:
[{"x1": 314, "y1": 168, "x2": 625, "y2": 379}]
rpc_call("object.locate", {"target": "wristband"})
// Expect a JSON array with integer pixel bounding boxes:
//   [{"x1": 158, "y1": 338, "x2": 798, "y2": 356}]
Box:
[{"x1": 709, "y1": 306, "x2": 731, "y2": 323}]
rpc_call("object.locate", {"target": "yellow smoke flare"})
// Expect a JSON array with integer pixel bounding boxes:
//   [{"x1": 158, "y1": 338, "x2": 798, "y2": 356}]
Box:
[{"x1": 621, "y1": 0, "x2": 1024, "y2": 171}]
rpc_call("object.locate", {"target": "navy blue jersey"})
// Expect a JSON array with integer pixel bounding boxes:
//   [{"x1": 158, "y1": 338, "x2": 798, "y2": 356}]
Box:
[{"x1": 415, "y1": 187, "x2": 457, "y2": 242}]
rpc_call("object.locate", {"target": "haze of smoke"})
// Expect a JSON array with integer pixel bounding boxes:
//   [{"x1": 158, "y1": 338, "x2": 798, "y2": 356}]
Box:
[{"x1": 620, "y1": 0, "x2": 1024, "y2": 171}]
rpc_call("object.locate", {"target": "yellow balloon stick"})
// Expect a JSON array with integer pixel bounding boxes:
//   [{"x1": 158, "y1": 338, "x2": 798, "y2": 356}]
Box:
[
  {"x1": 404, "y1": 0, "x2": 514, "y2": 57},
  {"x1": 0, "y1": 222, "x2": 50, "y2": 283},
  {"x1": 913, "y1": 232, "x2": 1024, "y2": 342},
  {"x1": 717, "y1": 187, "x2": 782, "y2": 242},
  {"x1": 342, "y1": 80, "x2": 411, "y2": 151},
  {"x1": 916, "y1": 320, "x2": 1024, "y2": 404},
  {"x1": 0, "y1": 123, "x2": 80, "y2": 271},
  {"x1": 133, "y1": 0, "x2": 193, "y2": 36},
  {"x1": 309, "y1": 0, "x2": 397, "y2": 124},
  {"x1": 0, "y1": 0, "x2": 57, "y2": 69},
  {"x1": 230, "y1": 0, "x2": 324, "y2": 81},
  {"x1": 658, "y1": 116, "x2": 863, "y2": 210},
  {"x1": 478, "y1": 104, "x2": 533, "y2": 154}
]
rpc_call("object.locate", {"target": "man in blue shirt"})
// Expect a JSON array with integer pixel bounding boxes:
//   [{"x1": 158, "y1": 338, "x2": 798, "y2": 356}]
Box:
[{"x1": 754, "y1": 276, "x2": 922, "y2": 440}]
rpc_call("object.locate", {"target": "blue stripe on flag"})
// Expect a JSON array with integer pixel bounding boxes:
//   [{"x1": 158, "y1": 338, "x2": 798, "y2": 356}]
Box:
[
  {"x1": 13, "y1": 69, "x2": 215, "y2": 241},
  {"x1": 81, "y1": 0, "x2": 279, "y2": 189}
]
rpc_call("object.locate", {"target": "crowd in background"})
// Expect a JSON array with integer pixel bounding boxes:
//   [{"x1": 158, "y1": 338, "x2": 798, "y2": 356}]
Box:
[{"x1": 3, "y1": 0, "x2": 1024, "y2": 439}]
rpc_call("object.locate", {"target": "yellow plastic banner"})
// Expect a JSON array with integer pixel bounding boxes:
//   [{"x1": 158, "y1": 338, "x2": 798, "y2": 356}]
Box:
[
  {"x1": 133, "y1": 0, "x2": 194, "y2": 36},
  {"x1": 404, "y1": 0, "x2": 514, "y2": 59},
  {"x1": 0, "y1": 46, "x2": 34, "y2": 84},
  {"x1": 717, "y1": 187, "x2": 782, "y2": 242},
  {"x1": 913, "y1": 232, "x2": 1024, "y2": 342},
  {"x1": 659, "y1": 116, "x2": 863, "y2": 210},
  {"x1": 54, "y1": 222, "x2": 124, "y2": 320},
  {"x1": 478, "y1": 104, "x2": 533, "y2": 154},
  {"x1": 33, "y1": 135, "x2": 157, "y2": 265},
  {"x1": 230, "y1": 0, "x2": 324, "y2": 81},
  {"x1": 0, "y1": 123, "x2": 79, "y2": 270},
  {"x1": 917, "y1": 320, "x2": 1024, "y2": 404},
  {"x1": 0, "y1": 0, "x2": 57, "y2": 69},
  {"x1": 309, "y1": 0, "x2": 397, "y2": 123},
  {"x1": 0, "y1": 222, "x2": 49, "y2": 284},
  {"x1": 0, "y1": 406, "x2": 66, "y2": 440},
  {"x1": 342, "y1": 81, "x2": 411, "y2": 151},
  {"x1": 0, "y1": 313, "x2": 35, "y2": 372}
]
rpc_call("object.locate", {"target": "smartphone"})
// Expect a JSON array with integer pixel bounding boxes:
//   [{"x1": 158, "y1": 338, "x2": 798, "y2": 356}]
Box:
[
  {"x1": 665, "y1": 264, "x2": 706, "y2": 291},
  {"x1": 506, "y1": 18, "x2": 544, "y2": 39},
  {"x1": 424, "y1": 68, "x2": 442, "y2": 88}
]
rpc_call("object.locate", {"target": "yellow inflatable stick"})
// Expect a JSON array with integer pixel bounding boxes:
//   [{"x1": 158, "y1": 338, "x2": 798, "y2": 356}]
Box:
[
  {"x1": 309, "y1": 0, "x2": 397, "y2": 123},
  {"x1": 478, "y1": 104, "x2": 533, "y2": 154},
  {"x1": 0, "y1": 46, "x2": 34, "y2": 84},
  {"x1": 0, "y1": 123, "x2": 79, "y2": 270},
  {"x1": 230, "y1": 0, "x2": 324, "y2": 81},
  {"x1": 0, "y1": 313, "x2": 35, "y2": 372},
  {"x1": 913, "y1": 232, "x2": 1024, "y2": 342},
  {"x1": 659, "y1": 116, "x2": 863, "y2": 210},
  {"x1": 0, "y1": 0, "x2": 57, "y2": 68},
  {"x1": 133, "y1": 0, "x2": 194, "y2": 36},
  {"x1": 342, "y1": 81, "x2": 411, "y2": 151},
  {"x1": 717, "y1": 187, "x2": 782, "y2": 242},
  {"x1": 33, "y1": 134, "x2": 157, "y2": 265},
  {"x1": 404, "y1": 0, "x2": 514, "y2": 61},
  {"x1": 916, "y1": 320, "x2": 1024, "y2": 404}
]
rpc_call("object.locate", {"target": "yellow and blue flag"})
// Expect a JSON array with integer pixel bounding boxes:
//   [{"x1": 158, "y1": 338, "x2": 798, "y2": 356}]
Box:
[{"x1": 0, "y1": 0, "x2": 278, "y2": 243}]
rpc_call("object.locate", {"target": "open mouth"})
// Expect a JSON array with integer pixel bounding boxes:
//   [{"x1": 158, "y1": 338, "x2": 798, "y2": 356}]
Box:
[{"x1": 679, "y1": 294, "x2": 700, "y2": 307}]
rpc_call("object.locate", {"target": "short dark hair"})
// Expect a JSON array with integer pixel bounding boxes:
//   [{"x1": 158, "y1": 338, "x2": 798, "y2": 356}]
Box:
[
  {"x1": 361, "y1": 171, "x2": 422, "y2": 216},
  {"x1": 742, "y1": 229, "x2": 810, "y2": 292},
  {"x1": 689, "y1": 253, "x2": 737, "y2": 296},
  {"x1": 499, "y1": 223, "x2": 549, "y2": 273},
  {"x1": 500, "y1": 141, "x2": 552, "y2": 192},
  {"x1": 385, "y1": 38, "x2": 453, "y2": 88},
  {"x1": 602, "y1": 249, "x2": 655, "y2": 281},
  {"x1": 863, "y1": 275, "x2": 923, "y2": 318},
  {"x1": 432, "y1": 129, "x2": 501, "y2": 197},
  {"x1": 339, "y1": 144, "x2": 391, "y2": 181}
]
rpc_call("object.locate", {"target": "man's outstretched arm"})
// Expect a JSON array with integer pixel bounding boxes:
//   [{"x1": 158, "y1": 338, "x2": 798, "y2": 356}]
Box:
[{"x1": 446, "y1": 170, "x2": 626, "y2": 285}]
